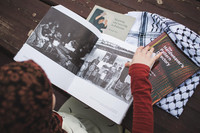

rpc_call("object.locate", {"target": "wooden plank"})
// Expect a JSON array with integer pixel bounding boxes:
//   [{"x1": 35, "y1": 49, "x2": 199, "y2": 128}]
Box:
[
  {"x1": 112, "y1": 0, "x2": 200, "y2": 34},
  {"x1": 154, "y1": 84, "x2": 200, "y2": 133},
  {"x1": 0, "y1": 0, "x2": 199, "y2": 132},
  {"x1": 0, "y1": 46, "x2": 14, "y2": 66},
  {"x1": 49, "y1": 0, "x2": 200, "y2": 34},
  {"x1": 153, "y1": 107, "x2": 189, "y2": 133},
  {"x1": 53, "y1": 85, "x2": 71, "y2": 111},
  {"x1": 48, "y1": 0, "x2": 131, "y2": 18},
  {"x1": 122, "y1": 85, "x2": 200, "y2": 132},
  {"x1": 0, "y1": 0, "x2": 50, "y2": 54},
  {"x1": 1, "y1": 0, "x2": 199, "y2": 53},
  {"x1": 187, "y1": 88, "x2": 200, "y2": 114}
]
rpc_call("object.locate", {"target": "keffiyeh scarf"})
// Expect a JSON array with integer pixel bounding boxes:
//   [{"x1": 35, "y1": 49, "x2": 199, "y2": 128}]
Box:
[{"x1": 125, "y1": 12, "x2": 200, "y2": 118}]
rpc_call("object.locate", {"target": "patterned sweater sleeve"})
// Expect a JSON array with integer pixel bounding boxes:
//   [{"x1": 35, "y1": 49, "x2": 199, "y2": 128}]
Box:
[{"x1": 129, "y1": 64, "x2": 154, "y2": 133}]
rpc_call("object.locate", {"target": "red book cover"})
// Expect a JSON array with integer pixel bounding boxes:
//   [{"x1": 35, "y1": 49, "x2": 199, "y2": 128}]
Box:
[{"x1": 148, "y1": 32, "x2": 199, "y2": 104}]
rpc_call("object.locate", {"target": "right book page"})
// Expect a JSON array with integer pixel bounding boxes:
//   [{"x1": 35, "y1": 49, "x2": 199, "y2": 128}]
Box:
[{"x1": 148, "y1": 32, "x2": 199, "y2": 104}]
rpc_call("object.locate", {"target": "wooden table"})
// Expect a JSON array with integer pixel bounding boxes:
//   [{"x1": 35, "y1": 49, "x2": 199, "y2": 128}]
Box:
[{"x1": 0, "y1": 0, "x2": 200, "y2": 132}]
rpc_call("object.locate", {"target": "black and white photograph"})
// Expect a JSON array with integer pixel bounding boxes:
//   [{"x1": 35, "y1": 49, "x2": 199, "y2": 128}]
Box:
[
  {"x1": 26, "y1": 8, "x2": 98, "y2": 75},
  {"x1": 77, "y1": 38, "x2": 134, "y2": 103}
]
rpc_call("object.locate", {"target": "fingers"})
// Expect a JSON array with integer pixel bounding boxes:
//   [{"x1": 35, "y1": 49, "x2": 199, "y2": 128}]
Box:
[
  {"x1": 137, "y1": 46, "x2": 153, "y2": 56},
  {"x1": 153, "y1": 52, "x2": 162, "y2": 61},
  {"x1": 125, "y1": 62, "x2": 131, "y2": 67},
  {"x1": 135, "y1": 46, "x2": 144, "y2": 53},
  {"x1": 142, "y1": 46, "x2": 150, "y2": 54},
  {"x1": 147, "y1": 47, "x2": 154, "y2": 57},
  {"x1": 126, "y1": 46, "x2": 162, "y2": 68}
]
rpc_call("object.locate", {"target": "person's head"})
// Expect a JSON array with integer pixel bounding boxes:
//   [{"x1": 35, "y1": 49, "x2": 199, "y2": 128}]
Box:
[
  {"x1": 118, "y1": 66, "x2": 122, "y2": 71},
  {"x1": 98, "y1": 17, "x2": 105, "y2": 24},
  {"x1": 95, "y1": 67, "x2": 99, "y2": 72},
  {"x1": 85, "y1": 61, "x2": 89, "y2": 64},
  {"x1": 55, "y1": 31, "x2": 62, "y2": 39},
  {"x1": 48, "y1": 22, "x2": 52, "y2": 25},
  {"x1": 103, "y1": 70, "x2": 108, "y2": 74},
  {"x1": 113, "y1": 62, "x2": 117, "y2": 66},
  {"x1": 0, "y1": 60, "x2": 59, "y2": 133},
  {"x1": 92, "y1": 61, "x2": 96, "y2": 65},
  {"x1": 44, "y1": 23, "x2": 49, "y2": 29},
  {"x1": 71, "y1": 40, "x2": 78, "y2": 49},
  {"x1": 67, "y1": 32, "x2": 71, "y2": 38},
  {"x1": 102, "y1": 54, "x2": 110, "y2": 62},
  {"x1": 66, "y1": 60, "x2": 72, "y2": 66}
]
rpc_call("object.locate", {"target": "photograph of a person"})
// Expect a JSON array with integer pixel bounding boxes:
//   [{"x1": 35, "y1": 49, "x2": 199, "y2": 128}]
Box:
[
  {"x1": 77, "y1": 39, "x2": 134, "y2": 103},
  {"x1": 26, "y1": 8, "x2": 98, "y2": 75},
  {"x1": 88, "y1": 8, "x2": 108, "y2": 33}
]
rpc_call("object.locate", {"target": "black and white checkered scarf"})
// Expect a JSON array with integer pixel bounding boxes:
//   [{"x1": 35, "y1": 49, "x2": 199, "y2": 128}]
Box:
[{"x1": 125, "y1": 11, "x2": 200, "y2": 118}]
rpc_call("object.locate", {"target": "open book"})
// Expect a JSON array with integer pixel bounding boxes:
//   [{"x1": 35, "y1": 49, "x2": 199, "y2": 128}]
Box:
[
  {"x1": 14, "y1": 5, "x2": 137, "y2": 124},
  {"x1": 14, "y1": 5, "x2": 199, "y2": 124}
]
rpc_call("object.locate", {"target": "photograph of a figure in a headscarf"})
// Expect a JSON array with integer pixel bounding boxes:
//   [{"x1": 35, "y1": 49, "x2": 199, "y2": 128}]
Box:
[
  {"x1": 26, "y1": 7, "x2": 98, "y2": 75},
  {"x1": 88, "y1": 8, "x2": 108, "y2": 33}
]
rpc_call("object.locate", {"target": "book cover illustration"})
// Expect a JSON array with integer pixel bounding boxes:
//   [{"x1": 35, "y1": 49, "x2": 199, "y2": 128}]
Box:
[{"x1": 149, "y1": 32, "x2": 199, "y2": 104}]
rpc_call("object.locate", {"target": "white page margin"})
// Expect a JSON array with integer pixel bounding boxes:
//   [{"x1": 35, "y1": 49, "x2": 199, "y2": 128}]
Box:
[
  {"x1": 14, "y1": 44, "x2": 75, "y2": 91},
  {"x1": 68, "y1": 76, "x2": 130, "y2": 124}
]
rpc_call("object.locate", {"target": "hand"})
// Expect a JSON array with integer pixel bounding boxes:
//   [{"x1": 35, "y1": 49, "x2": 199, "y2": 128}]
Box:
[
  {"x1": 125, "y1": 46, "x2": 162, "y2": 68},
  {"x1": 101, "y1": 12, "x2": 107, "y2": 16}
]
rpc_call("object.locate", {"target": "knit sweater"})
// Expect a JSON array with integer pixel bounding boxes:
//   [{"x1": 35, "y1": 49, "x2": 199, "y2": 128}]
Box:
[{"x1": 129, "y1": 64, "x2": 154, "y2": 133}]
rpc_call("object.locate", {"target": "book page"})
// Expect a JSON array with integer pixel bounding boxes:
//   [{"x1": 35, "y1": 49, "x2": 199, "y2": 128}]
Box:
[
  {"x1": 14, "y1": 5, "x2": 102, "y2": 91},
  {"x1": 67, "y1": 34, "x2": 137, "y2": 124},
  {"x1": 14, "y1": 43, "x2": 75, "y2": 91},
  {"x1": 87, "y1": 5, "x2": 136, "y2": 41},
  {"x1": 15, "y1": 5, "x2": 102, "y2": 74}
]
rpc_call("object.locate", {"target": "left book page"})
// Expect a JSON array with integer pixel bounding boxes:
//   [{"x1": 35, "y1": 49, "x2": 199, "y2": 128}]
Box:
[{"x1": 14, "y1": 5, "x2": 101, "y2": 90}]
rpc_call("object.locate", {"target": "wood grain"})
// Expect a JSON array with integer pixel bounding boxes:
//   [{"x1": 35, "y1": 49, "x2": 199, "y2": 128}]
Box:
[{"x1": 0, "y1": 0, "x2": 199, "y2": 132}]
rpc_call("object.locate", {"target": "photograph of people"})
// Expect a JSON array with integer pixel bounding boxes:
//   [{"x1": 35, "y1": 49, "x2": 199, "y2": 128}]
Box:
[
  {"x1": 77, "y1": 43, "x2": 133, "y2": 103},
  {"x1": 26, "y1": 8, "x2": 98, "y2": 75}
]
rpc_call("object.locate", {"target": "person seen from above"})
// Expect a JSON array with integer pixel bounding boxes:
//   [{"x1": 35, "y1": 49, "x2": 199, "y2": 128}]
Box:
[{"x1": 0, "y1": 46, "x2": 161, "y2": 133}]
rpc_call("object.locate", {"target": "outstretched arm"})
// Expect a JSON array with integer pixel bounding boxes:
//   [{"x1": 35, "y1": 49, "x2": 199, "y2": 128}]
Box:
[
  {"x1": 126, "y1": 46, "x2": 162, "y2": 133},
  {"x1": 95, "y1": 12, "x2": 106, "y2": 20}
]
